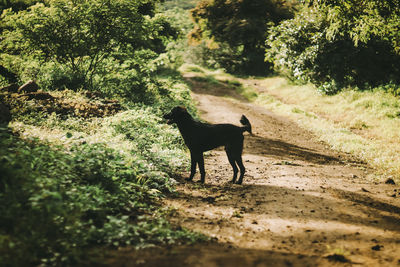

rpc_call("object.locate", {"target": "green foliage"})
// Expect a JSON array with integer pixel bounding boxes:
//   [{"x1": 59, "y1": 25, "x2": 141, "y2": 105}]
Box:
[
  {"x1": 189, "y1": 0, "x2": 294, "y2": 74},
  {"x1": 0, "y1": 0, "x2": 40, "y2": 12},
  {"x1": 0, "y1": 51, "x2": 199, "y2": 266},
  {"x1": 376, "y1": 82, "x2": 400, "y2": 97},
  {"x1": 308, "y1": 0, "x2": 400, "y2": 52},
  {"x1": 187, "y1": 42, "x2": 248, "y2": 73},
  {"x1": 160, "y1": 0, "x2": 197, "y2": 11},
  {"x1": 266, "y1": 1, "x2": 400, "y2": 93},
  {"x1": 0, "y1": 1, "x2": 206, "y2": 266},
  {"x1": 0, "y1": 0, "x2": 177, "y2": 92},
  {"x1": 0, "y1": 102, "x2": 202, "y2": 266},
  {"x1": 153, "y1": 1, "x2": 200, "y2": 73},
  {"x1": 104, "y1": 106, "x2": 190, "y2": 183},
  {"x1": 96, "y1": 51, "x2": 161, "y2": 102}
]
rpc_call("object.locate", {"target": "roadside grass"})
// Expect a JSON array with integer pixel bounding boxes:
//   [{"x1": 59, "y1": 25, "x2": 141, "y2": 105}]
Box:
[
  {"x1": 251, "y1": 77, "x2": 400, "y2": 182},
  {"x1": 180, "y1": 64, "x2": 258, "y2": 101},
  {"x1": 180, "y1": 65, "x2": 400, "y2": 182},
  {"x1": 1, "y1": 76, "x2": 207, "y2": 266}
]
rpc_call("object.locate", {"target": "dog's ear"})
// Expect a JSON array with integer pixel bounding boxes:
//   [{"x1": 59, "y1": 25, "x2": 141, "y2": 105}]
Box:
[
  {"x1": 178, "y1": 106, "x2": 187, "y2": 112},
  {"x1": 173, "y1": 106, "x2": 188, "y2": 116},
  {"x1": 170, "y1": 106, "x2": 191, "y2": 121}
]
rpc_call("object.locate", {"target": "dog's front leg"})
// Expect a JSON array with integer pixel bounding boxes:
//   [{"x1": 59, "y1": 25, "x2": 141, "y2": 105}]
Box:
[
  {"x1": 198, "y1": 153, "x2": 206, "y2": 183},
  {"x1": 186, "y1": 152, "x2": 197, "y2": 181}
]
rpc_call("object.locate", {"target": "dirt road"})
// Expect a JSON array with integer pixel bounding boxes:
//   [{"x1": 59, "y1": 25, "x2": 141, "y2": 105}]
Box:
[{"x1": 114, "y1": 76, "x2": 400, "y2": 266}]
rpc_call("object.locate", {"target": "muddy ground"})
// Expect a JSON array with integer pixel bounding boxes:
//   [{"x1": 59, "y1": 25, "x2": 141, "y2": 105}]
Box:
[{"x1": 110, "y1": 76, "x2": 400, "y2": 266}]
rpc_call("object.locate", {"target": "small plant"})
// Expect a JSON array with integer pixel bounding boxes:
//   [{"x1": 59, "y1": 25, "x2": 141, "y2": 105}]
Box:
[
  {"x1": 186, "y1": 66, "x2": 205, "y2": 73},
  {"x1": 318, "y1": 81, "x2": 341, "y2": 95},
  {"x1": 232, "y1": 210, "x2": 243, "y2": 218},
  {"x1": 325, "y1": 245, "x2": 350, "y2": 261}
]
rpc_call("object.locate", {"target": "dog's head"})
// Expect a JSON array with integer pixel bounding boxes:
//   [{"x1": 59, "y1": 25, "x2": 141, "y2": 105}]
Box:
[{"x1": 163, "y1": 106, "x2": 189, "y2": 124}]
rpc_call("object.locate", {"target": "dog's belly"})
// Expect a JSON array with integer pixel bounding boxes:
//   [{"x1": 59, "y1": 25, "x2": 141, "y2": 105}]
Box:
[
  {"x1": 203, "y1": 142, "x2": 223, "y2": 152},
  {"x1": 185, "y1": 138, "x2": 223, "y2": 152}
]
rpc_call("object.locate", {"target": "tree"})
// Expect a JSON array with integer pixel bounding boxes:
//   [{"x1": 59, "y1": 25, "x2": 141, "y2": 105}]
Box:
[
  {"x1": 0, "y1": 0, "x2": 177, "y2": 90},
  {"x1": 266, "y1": 1, "x2": 400, "y2": 93},
  {"x1": 0, "y1": 0, "x2": 40, "y2": 12},
  {"x1": 308, "y1": 0, "x2": 400, "y2": 52},
  {"x1": 189, "y1": 0, "x2": 294, "y2": 74}
]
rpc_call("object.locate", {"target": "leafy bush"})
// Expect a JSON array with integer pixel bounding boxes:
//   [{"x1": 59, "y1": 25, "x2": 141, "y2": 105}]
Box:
[
  {"x1": 266, "y1": 2, "x2": 400, "y2": 93},
  {"x1": 185, "y1": 41, "x2": 248, "y2": 73},
  {"x1": 154, "y1": 3, "x2": 200, "y2": 72},
  {"x1": 0, "y1": 1, "x2": 206, "y2": 266},
  {"x1": 377, "y1": 82, "x2": 400, "y2": 97},
  {"x1": 106, "y1": 107, "x2": 187, "y2": 178},
  {"x1": 0, "y1": 0, "x2": 40, "y2": 12}
]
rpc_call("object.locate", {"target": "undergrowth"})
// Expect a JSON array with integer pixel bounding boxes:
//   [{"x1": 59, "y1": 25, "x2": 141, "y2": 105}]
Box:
[
  {"x1": 0, "y1": 2, "x2": 207, "y2": 266},
  {"x1": 0, "y1": 76, "x2": 206, "y2": 266}
]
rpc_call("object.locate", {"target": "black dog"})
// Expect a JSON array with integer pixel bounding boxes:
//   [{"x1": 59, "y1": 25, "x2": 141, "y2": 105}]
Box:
[{"x1": 164, "y1": 106, "x2": 252, "y2": 184}]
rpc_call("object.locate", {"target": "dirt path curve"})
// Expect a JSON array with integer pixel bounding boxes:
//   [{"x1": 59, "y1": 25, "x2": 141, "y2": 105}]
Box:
[{"x1": 114, "y1": 76, "x2": 400, "y2": 267}]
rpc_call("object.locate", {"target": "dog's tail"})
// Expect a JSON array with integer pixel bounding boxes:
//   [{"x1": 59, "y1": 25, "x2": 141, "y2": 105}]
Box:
[{"x1": 240, "y1": 115, "x2": 252, "y2": 134}]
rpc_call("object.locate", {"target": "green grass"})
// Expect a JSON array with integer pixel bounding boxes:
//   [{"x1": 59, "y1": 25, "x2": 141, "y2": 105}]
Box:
[
  {"x1": 180, "y1": 64, "x2": 258, "y2": 101},
  {"x1": 252, "y1": 77, "x2": 400, "y2": 182}
]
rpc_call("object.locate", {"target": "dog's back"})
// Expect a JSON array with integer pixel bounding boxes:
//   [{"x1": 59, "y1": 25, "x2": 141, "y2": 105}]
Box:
[{"x1": 194, "y1": 122, "x2": 249, "y2": 152}]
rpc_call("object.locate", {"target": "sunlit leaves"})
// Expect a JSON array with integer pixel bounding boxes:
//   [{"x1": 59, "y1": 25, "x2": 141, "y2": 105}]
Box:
[
  {"x1": 189, "y1": 0, "x2": 294, "y2": 74},
  {"x1": 0, "y1": 0, "x2": 177, "y2": 90},
  {"x1": 266, "y1": 1, "x2": 400, "y2": 92}
]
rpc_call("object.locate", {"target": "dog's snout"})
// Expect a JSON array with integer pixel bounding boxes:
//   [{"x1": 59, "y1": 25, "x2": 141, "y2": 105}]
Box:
[
  {"x1": 163, "y1": 112, "x2": 173, "y2": 124},
  {"x1": 163, "y1": 111, "x2": 172, "y2": 119}
]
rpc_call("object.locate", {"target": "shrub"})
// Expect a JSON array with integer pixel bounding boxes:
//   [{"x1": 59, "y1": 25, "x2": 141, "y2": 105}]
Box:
[
  {"x1": 0, "y1": 2, "x2": 205, "y2": 265},
  {"x1": 0, "y1": 73, "x2": 199, "y2": 265}
]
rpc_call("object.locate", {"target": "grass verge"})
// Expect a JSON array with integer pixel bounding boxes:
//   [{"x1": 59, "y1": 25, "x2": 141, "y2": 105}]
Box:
[{"x1": 250, "y1": 77, "x2": 400, "y2": 182}]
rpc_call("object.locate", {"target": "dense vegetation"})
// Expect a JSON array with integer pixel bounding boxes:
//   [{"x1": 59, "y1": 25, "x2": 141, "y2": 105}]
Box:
[
  {"x1": 188, "y1": 0, "x2": 400, "y2": 95},
  {"x1": 0, "y1": 0, "x2": 179, "y2": 95},
  {"x1": 189, "y1": 0, "x2": 294, "y2": 74},
  {"x1": 0, "y1": 0, "x2": 202, "y2": 266},
  {"x1": 266, "y1": 0, "x2": 400, "y2": 94}
]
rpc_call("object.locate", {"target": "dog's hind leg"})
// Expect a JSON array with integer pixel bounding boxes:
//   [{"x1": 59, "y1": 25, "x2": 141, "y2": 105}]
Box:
[
  {"x1": 226, "y1": 147, "x2": 239, "y2": 183},
  {"x1": 231, "y1": 138, "x2": 245, "y2": 185},
  {"x1": 235, "y1": 156, "x2": 245, "y2": 185}
]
